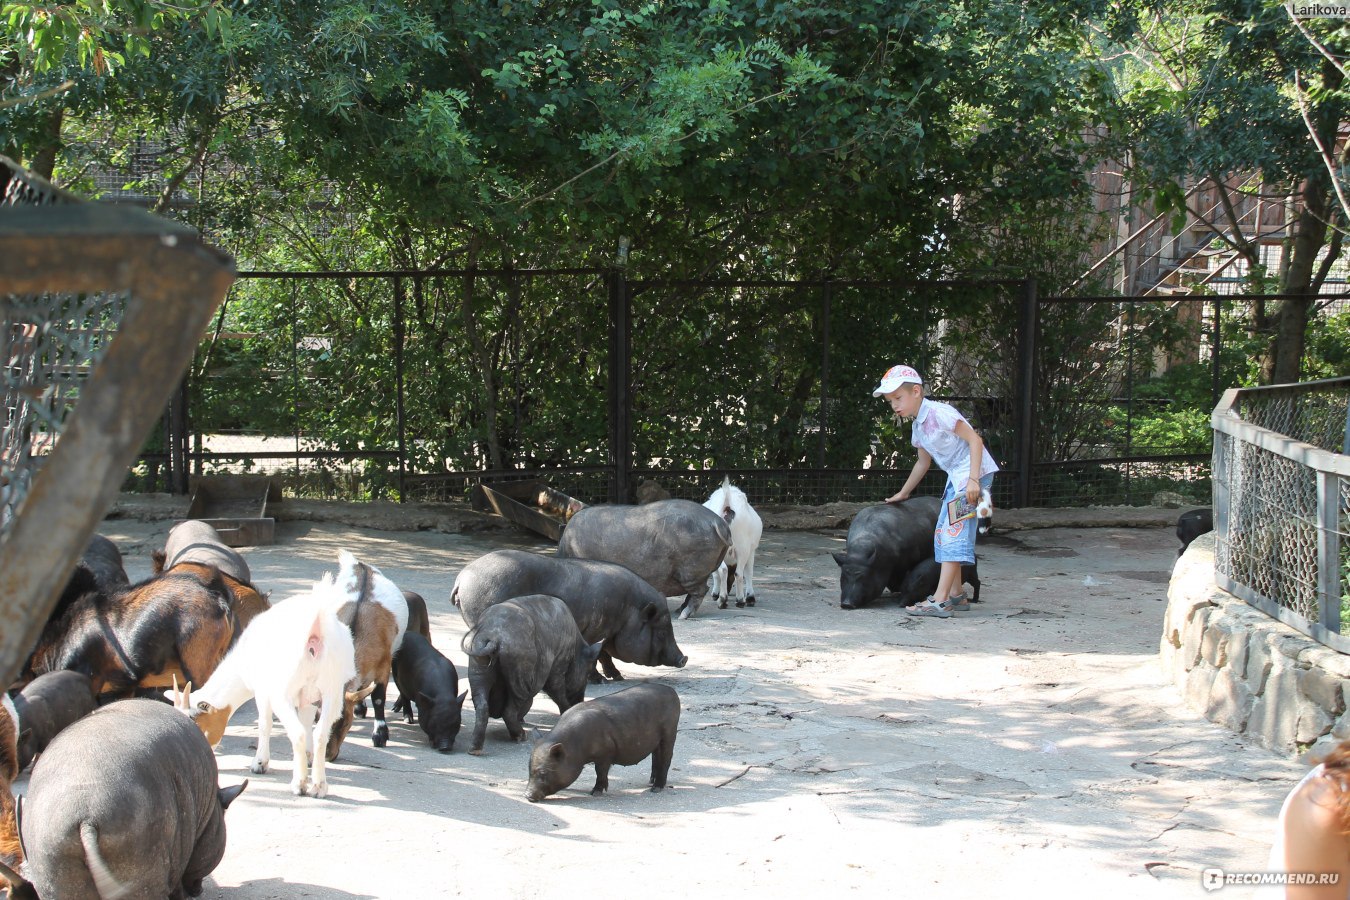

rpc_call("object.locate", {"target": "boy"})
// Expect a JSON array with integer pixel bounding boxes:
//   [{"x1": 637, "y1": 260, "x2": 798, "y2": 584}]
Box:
[{"x1": 874, "y1": 364, "x2": 997, "y2": 618}]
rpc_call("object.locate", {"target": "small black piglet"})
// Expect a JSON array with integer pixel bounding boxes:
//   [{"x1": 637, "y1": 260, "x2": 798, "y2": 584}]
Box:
[{"x1": 526, "y1": 682, "x2": 680, "y2": 802}]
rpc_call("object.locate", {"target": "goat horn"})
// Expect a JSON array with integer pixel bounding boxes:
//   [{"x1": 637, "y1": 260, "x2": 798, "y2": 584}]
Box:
[{"x1": 0, "y1": 858, "x2": 28, "y2": 892}]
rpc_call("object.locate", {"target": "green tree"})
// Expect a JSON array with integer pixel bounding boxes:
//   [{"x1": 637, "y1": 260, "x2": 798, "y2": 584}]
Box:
[{"x1": 1087, "y1": 1, "x2": 1350, "y2": 384}]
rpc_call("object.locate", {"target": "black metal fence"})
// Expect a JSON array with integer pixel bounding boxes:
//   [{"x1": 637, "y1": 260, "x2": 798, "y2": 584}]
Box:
[{"x1": 128, "y1": 268, "x2": 1345, "y2": 509}]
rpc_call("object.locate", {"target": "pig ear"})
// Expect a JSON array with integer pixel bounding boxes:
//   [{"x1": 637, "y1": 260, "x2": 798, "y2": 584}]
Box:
[
  {"x1": 218, "y1": 780, "x2": 248, "y2": 810},
  {"x1": 549, "y1": 743, "x2": 565, "y2": 760},
  {"x1": 455, "y1": 690, "x2": 468, "y2": 709},
  {"x1": 831, "y1": 551, "x2": 848, "y2": 567},
  {"x1": 643, "y1": 602, "x2": 661, "y2": 622},
  {"x1": 583, "y1": 641, "x2": 604, "y2": 662},
  {"x1": 417, "y1": 691, "x2": 434, "y2": 709},
  {"x1": 530, "y1": 727, "x2": 545, "y2": 745}
]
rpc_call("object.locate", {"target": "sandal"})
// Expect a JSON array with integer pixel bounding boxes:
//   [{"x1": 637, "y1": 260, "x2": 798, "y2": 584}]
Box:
[
  {"x1": 908, "y1": 598, "x2": 953, "y2": 618},
  {"x1": 947, "y1": 593, "x2": 971, "y2": 611}
]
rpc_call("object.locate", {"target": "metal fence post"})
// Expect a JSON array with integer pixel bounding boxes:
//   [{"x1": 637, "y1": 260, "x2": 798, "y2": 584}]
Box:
[
  {"x1": 608, "y1": 270, "x2": 632, "y2": 504},
  {"x1": 394, "y1": 275, "x2": 407, "y2": 501},
  {"x1": 1318, "y1": 469, "x2": 1342, "y2": 633},
  {"x1": 1212, "y1": 295, "x2": 1223, "y2": 410},
  {"x1": 1015, "y1": 278, "x2": 1038, "y2": 507},
  {"x1": 819, "y1": 281, "x2": 831, "y2": 468},
  {"x1": 169, "y1": 378, "x2": 189, "y2": 494}
]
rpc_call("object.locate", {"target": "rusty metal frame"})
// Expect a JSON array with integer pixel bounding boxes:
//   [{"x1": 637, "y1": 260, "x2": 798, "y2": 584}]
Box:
[{"x1": 0, "y1": 185, "x2": 235, "y2": 688}]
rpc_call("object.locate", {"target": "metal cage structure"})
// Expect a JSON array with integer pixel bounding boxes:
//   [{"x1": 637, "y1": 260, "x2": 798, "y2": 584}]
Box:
[
  {"x1": 0, "y1": 156, "x2": 235, "y2": 688},
  {"x1": 1212, "y1": 376, "x2": 1350, "y2": 652}
]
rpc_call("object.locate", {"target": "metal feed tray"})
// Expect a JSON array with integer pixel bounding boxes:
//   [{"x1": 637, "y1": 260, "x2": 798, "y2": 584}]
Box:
[
  {"x1": 470, "y1": 480, "x2": 584, "y2": 542},
  {"x1": 182, "y1": 475, "x2": 282, "y2": 546}
]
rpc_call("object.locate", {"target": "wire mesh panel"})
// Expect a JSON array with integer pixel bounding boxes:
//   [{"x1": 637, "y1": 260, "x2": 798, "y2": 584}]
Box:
[
  {"x1": 1238, "y1": 379, "x2": 1350, "y2": 453},
  {"x1": 1213, "y1": 379, "x2": 1350, "y2": 652},
  {"x1": 2, "y1": 292, "x2": 128, "y2": 537}
]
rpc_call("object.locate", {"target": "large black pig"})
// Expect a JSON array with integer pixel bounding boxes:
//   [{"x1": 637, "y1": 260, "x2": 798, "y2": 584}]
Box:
[
  {"x1": 451, "y1": 549, "x2": 688, "y2": 681},
  {"x1": 556, "y1": 499, "x2": 732, "y2": 620},
  {"x1": 393, "y1": 632, "x2": 467, "y2": 753},
  {"x1": 16, "y1": 698, "x2": 246, "y2": 900},
  {"x1": 526, "y1": 682, "x2": 681, "y2": 801},
  {"x1": 833, "y1": 497, "x2": 942, "y2": 609},
  {"x1": 461, "y1": 594, "x2": 603, "y2": 755}
]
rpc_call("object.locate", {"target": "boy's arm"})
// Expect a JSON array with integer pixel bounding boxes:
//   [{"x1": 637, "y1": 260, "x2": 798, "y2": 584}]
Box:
[
  {"x1": 887, "y1": 449, "x2": 932, "y2": 503},
  {"x1": 954, "y1": 419, "x2": 985, "y2": 504}
]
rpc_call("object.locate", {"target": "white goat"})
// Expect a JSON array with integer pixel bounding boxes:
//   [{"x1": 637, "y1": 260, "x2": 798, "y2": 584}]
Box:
[
  {"x1": 169, "y1": 581, "x2": 358, "y2": 798},
  {"x1": 703, "y1": 476, "x2": 763, "y2": 609}
]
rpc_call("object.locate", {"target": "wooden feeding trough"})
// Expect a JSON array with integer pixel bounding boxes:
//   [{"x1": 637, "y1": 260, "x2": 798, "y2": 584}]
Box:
[
  {"x1": 470, "y1": 480, "x2": 585, "y2": 542},
  {"x1": 181, "y1": 475, "x2": 282, "y2": 546}
]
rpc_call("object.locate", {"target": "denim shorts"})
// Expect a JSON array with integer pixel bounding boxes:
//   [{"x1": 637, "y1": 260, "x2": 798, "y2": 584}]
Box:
[{"x1": 934, "y1": 473, "x2": 994, "y2": 564}]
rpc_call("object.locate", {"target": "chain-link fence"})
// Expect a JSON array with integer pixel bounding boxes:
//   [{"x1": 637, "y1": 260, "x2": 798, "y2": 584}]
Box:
[{"x1": 1212, "y1": 377, "x2": 1350, "y2": 652}]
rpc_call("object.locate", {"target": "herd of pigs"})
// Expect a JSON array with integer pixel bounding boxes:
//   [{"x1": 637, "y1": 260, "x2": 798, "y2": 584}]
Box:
[{"x1": 0, "y1": 478, "x2": 1213, "y2": 899}]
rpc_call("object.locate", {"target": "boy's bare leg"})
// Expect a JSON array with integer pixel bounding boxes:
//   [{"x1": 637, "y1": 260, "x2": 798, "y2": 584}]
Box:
[{"x1": 935, "y1": 561, "x2": 963, "y2": 602}]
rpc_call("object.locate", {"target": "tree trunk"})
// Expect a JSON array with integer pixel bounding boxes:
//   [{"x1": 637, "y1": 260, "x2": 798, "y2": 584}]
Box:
[
  {"x1": 27, "y1": 108, "x2": 64, "y2": 180},
  {"x1": 458, "y1": 239, "x2": 504, "y2": 470}
]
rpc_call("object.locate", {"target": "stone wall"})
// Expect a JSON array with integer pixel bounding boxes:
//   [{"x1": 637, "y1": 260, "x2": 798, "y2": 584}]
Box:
[{"x1": 1162, "y1": 532, "x2": 1350, "y2": 757}]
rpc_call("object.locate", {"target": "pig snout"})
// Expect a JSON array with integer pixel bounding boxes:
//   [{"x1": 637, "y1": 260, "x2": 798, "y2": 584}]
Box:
[
  {"x1": 526, "y1": 784, "x2": 546, "y2": 803},
  {"x1": 436, "y1": 738, "x2": 453, "y2": 753}
]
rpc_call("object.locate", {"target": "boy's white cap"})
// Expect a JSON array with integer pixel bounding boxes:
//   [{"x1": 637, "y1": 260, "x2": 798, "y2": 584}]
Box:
[{"x1": 872, "y1": 364, "x2": 923, "y2": 397}]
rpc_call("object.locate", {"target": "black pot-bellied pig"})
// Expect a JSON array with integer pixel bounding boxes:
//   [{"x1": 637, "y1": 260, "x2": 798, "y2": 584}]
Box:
[
  {"x1": 76, "y1": 534, "x2": 131, "y2": 597},
  {"x1": 451, "y1": 549, "x2": 687, "y2": 681},
  {"x1": 393, "y1": 632, "x2": 467, "y2": 753},
  {"x1": 15, "y1": 698, "x2": 246, "y2": 900},
  {"x1": 894, "y1": 558, "x2": 981, "y2": 608},
  {"x1": 556, "y1": 499, "x2": 732, "y2": 620},
  {"x1": 461, "y1": 594, "x2": 603, "y2": 755},
  {"x1": 833, "y1": 497, "x2": 941, "y2": 610},
  {"x1": 1176, "y1": 507, "x2": 1213, "y2": 556},
  {"x1": 13, "y1": 670, "x2": 97, "y2": 772},
  {"x1": 526, "y1": 682, "x2": 680, "y2": 801}
]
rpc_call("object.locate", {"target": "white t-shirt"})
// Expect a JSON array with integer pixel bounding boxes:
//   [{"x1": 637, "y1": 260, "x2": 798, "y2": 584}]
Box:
[{"x1": 911, "y1": 398, "x2": 1000, "y2": 490}]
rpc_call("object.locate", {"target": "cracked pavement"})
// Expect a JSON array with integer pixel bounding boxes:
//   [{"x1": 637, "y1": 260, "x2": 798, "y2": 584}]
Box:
[{"x1": 25, "y1": 514, "x2": 1302, "y2": 898}]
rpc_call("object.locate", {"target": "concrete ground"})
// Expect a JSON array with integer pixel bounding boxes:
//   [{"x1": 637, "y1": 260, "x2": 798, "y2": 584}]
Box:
[{"x1": 14, "y1": 513, "x2": 1303, "y2": 899}]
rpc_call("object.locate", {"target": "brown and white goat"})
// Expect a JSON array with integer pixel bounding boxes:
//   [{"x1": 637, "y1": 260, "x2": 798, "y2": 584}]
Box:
[{"x1": 323, "y1": 552, "x2": 408, "y2": 761}]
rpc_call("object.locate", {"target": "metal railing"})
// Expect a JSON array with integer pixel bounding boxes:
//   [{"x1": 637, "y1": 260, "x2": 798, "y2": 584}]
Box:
[{"x1": 1211, "y1": 377, "x2": 1350, "y2": 652}]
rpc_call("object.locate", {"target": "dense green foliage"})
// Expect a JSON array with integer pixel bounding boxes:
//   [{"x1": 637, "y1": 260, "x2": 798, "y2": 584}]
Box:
[{"x1": 6, "y1": 1, "x2": 1350, "y2": 500}]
